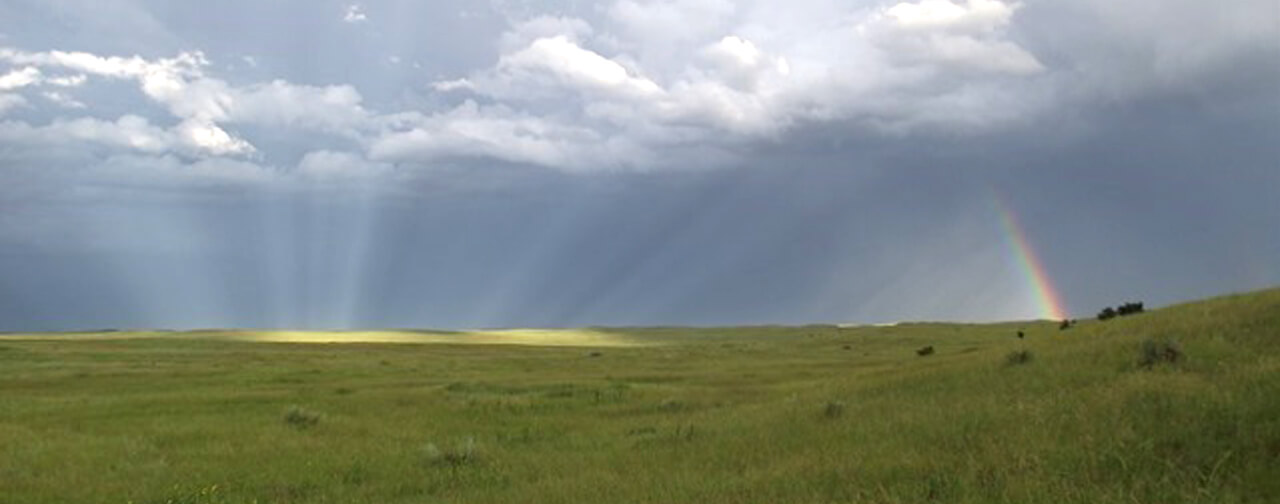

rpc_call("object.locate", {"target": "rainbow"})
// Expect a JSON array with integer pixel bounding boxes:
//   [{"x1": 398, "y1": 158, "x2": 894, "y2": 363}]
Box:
[{"x1": 992, "y1": 195, "x2": 1068, "y2": 321}]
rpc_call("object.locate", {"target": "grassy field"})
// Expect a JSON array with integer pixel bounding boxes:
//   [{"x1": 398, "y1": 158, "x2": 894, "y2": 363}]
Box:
[{"x1": 1, "y1": 288, "x2": 1277, "y2": 503}]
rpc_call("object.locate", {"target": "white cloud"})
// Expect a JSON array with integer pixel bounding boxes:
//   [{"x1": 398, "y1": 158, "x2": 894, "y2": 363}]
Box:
[
  {"x1": 41, "y1": 91, "x2": 87, "y2": 109},
  {"x1": 883, "y1": 0, "x2": 1016, "y2": 32},
  {"x1": 228, "y1": 80, "x2": 368, "y2": 136},
  {"x1": 0, "y1": 66, "x2": 41, "y2": 90},
  {"x1": 0, "y1": 115, "x2": 170, "y2": 153},
  {"x1": 700, "y1": 35, "x2": 790, "y2": 91},
  {"x1": 868, "y1": 0, "x2": 1043, "y2": 75},
  {"x1": 499, "y1": 16, "x2": 595, "y2": 51},
  {"x1": 175, "y1": 119, "x2": 256, "y2": 156},
  {"x1": 344, "y1": 4, "x2": 368, "y2": 23},
  {"x1": 501, "y1": 36, "x2": 663, "y2": 99},
  {"x1": 47, "y1": 74, "x2": 87, "y2": 87},
  {"x1": 0, "y1": 114, "x2": 262, "y2": 157},
  {"x1": 607, "y1": 0, "x2": 737, "y2": 70},
  {"x1": 370, "y1": 100, "x2": 606, "y2": 169},
  {"x1": 0, "y1": 0, "x2": 1273, "y2": 177},
  {"x1": 411, "y1": 0, "x2": 1057, "y2": 169},
  {"x1": 0, "y1": 46, "x2": 376, "y2": 159}
]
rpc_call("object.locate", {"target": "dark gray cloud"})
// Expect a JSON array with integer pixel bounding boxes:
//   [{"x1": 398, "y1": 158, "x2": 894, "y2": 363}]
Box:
[{"x1": 0, "y1": 0, "x2": 1276, "y2": 330}]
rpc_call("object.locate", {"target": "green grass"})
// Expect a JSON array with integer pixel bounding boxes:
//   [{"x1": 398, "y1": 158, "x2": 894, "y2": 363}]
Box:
[{"x1": 1, "y1": 288, "x2": 1277, "y2": 503}]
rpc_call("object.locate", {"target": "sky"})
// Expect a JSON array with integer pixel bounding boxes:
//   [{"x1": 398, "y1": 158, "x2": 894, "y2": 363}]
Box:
[{"x1": 0, "y1": 0, "x2": 1276, "y2": 331}]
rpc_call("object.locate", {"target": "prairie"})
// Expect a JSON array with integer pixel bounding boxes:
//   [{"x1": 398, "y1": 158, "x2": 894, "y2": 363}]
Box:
[{"x1": 1, "y1": 288, "x2": 1277, "y2": 503}]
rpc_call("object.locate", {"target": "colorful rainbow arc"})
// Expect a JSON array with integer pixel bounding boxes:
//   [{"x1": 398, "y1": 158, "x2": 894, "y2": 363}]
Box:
[{"x1": 992, "y1": 195, "x2": 1069, "y2": 321}]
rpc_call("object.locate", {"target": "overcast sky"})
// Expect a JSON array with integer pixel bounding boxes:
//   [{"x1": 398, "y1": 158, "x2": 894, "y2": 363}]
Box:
[{"x1": 0, "y1": 0, "x2": 1276, "y2": 331}]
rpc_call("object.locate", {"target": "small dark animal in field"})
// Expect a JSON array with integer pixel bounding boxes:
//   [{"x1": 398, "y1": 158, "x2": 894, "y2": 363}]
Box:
[
  {"x1": 916, "y1": 345, "x2": 934, "y2": 356},
  {"x1": 842, "y1": 344, "x2": 852, "y2": 350},
  {"x1": 1017, "y1": 330, "x2": 1024, "y2": 339},
  {"x1": 1059, "y1": 319, "x2": 1073, "y2": 330}
]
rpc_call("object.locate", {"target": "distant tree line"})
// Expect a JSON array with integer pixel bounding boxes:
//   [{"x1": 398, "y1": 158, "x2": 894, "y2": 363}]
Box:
[{"x1": 1097, "y1": 301, "x2": 1144, "y2": 321}]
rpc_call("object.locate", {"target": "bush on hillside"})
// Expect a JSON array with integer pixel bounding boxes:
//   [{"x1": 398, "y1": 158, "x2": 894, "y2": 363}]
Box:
[
  {"x1": 1098, "y1": 301, "x2": 1145, "y2": 321},
  {"x1": 1117, "y1": 302, "x2": 1145, "y2": 316}
]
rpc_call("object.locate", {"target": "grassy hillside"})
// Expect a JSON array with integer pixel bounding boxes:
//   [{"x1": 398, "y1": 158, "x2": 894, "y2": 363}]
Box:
[{"x1": 0, "y1": 288, "x2": 1277, "y2": 503}]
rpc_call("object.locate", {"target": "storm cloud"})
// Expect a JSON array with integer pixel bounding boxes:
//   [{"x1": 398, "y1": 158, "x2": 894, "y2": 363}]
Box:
[{"x1": 0, "y1": 0, "x2": 1276, "y2": 330}]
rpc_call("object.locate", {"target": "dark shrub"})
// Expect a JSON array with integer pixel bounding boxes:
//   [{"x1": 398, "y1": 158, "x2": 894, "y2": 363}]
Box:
[
  {"x1": 1118, "y1": 302, "x2": 1145, "y2": 316},
  {"x1": 916, "y1": 345, "x2": 934, "y2": 356},
  {"x1": 1098, "y1": 307, "x2": 1117, "y2": 321}
]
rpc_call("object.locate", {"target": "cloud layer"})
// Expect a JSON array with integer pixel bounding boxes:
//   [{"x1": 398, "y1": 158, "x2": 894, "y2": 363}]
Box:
[{"x1": 1, "y1": 0, "x2": 1272, "y2": 178}]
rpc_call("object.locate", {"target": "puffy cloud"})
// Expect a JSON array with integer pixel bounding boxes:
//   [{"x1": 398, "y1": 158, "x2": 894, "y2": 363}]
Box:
[
  {"x1": 868, "y1": 0, "x2": 1043, "y2": 75},
  {"x1": 0, "y1": 46, "x2": 373, "y2": 159},
  {"x1": 418, "y1": 0, "x2": 1049, "y2": 168},
  {"x1": 607, "y1": 0, "x2": 738, "y2": 70},
  {"x1": 0, "y1": 115, "x2": 171, "y2": 154},
  {"x1": 0, "y1": 66, "x2": 41, "y2": 90},
  {"x1": 1, "y1": 0, "x2": 1275, "y2": 176},
  {"x1": 0, "y1": 114, "x2": 257, "y2": 157},
  {"x1": 175, "y1": 119, "x2": 256, "y2": 156},
  {"x1": 228, "y1": 80, "x2": 368, "y2": 136},
  {"x1": 499, "y1": 16, "x2": 595, "y2": 51},
  {"x1": 498, "y1": 35, "x2": 663, "y2": 99},
  {"x1": 883, "y1": 0, "x2": 1016, "y2": 32},
  {"x1": 699, "y1": 36, "x2": 790, "y2": 91},
  {"x1": 47, "y1": 74, "x2": 88, "y2": 87},
  {"x1": 344, "y1": 4, "x2": 368, "y2": 23},
  {"x1": 0, "y1": 48, "x2": 254, "y2": 156}
]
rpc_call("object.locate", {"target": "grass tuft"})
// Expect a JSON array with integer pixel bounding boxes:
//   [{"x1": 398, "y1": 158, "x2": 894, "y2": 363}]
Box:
[
  {"x1": 421, "y1": 437, "x2": 478, "y2": 468},
  {"x1": 822, "y1": 401, "x2": 845, "y2": 419},
  {"x1": 1138, "y1": 339, "x2": 1183, "y2": 368},
  {"x1": 1004, "y1": 350, "x2": 1033, "y2": 366},
  {"x1": 282, "y1": 405, "x2": 322, "y2": 430}
]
